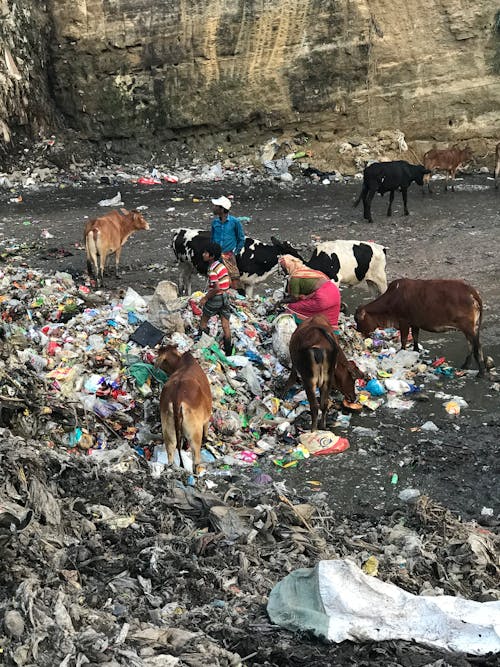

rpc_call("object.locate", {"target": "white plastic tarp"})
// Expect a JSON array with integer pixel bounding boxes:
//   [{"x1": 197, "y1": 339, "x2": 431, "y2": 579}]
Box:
[{"x1": 267, "y1": 559, "x2": 500, "y2": 655}]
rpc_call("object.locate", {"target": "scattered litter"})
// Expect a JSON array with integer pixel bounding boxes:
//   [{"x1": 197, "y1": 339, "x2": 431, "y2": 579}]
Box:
[
  {"x1": 268, "y1": 559, "x2": 500, "y2": 654},
  {"x1": 98, "y1": 191, "x2": 123, "y2": 206}
]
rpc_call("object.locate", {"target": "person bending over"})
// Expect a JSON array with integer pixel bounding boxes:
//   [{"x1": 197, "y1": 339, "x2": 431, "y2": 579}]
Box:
[{"x1": 278, "y1": 254, "x2": 341, "y2": 328}]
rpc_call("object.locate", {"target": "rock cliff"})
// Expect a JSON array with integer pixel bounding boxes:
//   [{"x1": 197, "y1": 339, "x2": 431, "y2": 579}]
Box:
[{"x1": 0, "y1": 0, "x2": 499, "y2": 168}]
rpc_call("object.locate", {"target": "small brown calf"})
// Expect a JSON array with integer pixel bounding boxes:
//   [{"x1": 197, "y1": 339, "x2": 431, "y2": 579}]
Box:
[
  {"x1": 355, "y1": 278, "x2": 485, "y2": 376},
  {"x1": 282, "y1": 315, "x2": 362, "y2": 430},
  {"x1": 156, "y1": 345, "x2": 212, "y2": 474},
  {"x1": 84, "y1": 208, "x2": 149, "y2": 286},
  {"x1": 423, "y1": 146, "x2": 473, "y2": 192}
]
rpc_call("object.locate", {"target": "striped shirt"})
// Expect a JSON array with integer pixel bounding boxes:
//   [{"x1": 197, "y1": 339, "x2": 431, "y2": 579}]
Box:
[{"x1": 208, "y1": 260, "x2": 230, "y2": 292}]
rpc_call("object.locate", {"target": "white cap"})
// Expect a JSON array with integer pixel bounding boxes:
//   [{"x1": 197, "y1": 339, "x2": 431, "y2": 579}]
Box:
[{"x1": 211, "y1": 196, "x2": 231, "y2": 211}]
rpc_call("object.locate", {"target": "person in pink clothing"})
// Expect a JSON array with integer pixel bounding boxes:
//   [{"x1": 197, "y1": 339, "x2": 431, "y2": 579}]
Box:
[{"x1": 278, "y1": 254, "x2": 341, "y2": 328}]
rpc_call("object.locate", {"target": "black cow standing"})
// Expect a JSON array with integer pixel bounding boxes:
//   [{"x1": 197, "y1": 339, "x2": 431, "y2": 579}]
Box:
[{"x1": 354, "y1": 160, "x2": 431, "y2": 223}]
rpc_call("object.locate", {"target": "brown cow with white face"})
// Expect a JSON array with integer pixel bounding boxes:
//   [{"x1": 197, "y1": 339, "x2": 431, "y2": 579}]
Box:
[
  {"x1": 156, "y1": 345, "x2": 212, "y2": 475},
  {"x1": 84, "y1": 208, "x2": 149, "y2": 286},
  {"x1": 282, "y1": 315, "x2": 362, "y2": 431},
  {"x1": 355, "y1": 278, "x2": 485, "y2": 376}
]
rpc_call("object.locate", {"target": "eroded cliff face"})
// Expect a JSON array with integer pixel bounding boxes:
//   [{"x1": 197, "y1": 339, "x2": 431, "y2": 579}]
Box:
[
  {"x1": 0, "y1": 1, "x2": 57, "y2": 146},
  {"x1": 0, "y1": 0, "x2": 499, "y2": 167}
]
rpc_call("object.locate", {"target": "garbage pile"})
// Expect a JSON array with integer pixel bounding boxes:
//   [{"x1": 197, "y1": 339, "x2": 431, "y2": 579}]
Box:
[{"x1": 0, "y1": 265, "x2": 499, "y2": 665}]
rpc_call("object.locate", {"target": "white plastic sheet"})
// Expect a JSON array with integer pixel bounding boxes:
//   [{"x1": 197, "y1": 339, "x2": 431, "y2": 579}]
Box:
[{"x1": 267, "y1": 559, "x2": 500, "y2": 655}]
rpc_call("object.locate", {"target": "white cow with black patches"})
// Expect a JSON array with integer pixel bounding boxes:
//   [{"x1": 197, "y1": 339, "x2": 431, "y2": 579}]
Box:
[
  {"x1": 307, "y1": 240, "x2": 388, "y2": 295},
  {"x1": 172, "y1": 228, "x2": 301, "y2": 297}
]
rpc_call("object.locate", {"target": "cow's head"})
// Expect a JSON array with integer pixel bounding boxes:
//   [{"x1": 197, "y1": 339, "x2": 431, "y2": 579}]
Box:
[
  {"x1": 155, "y1": 344, "x2": 182, "y2": 373},
  {"x1": 130, "y1": 210, "x2": 150, "y2": 231},
  {"x1": 270, "y1": 236, "x2": 304, "y2": 261},
  {"x1": 354, "y1": 306, "x2": 377, "y2": 336},
  {"x1": 334, "y1": 359, "x2": 364, "y2": 404},
  {"x1": 462, "y1": 146, "x2": 473, "y2": 162},
  {"x1": 414, "y1": 165, "x2": 432, "y2": 186}
]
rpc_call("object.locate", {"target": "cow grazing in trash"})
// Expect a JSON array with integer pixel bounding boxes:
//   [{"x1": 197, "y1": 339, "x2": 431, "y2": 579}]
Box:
[
  {"x1": 84, "y1": 209, "x2": 149, "y2": 286},
  {"x1": 156, "y1": 345, "x2": 212, "y2": 475},
  {"x1": 307, "y1": 240, "x2": 388, "y2": 295},
  {"x1": 354, "y1": 160, "x2": 430, "y2": 223},
  {"x1": 355, "y1": 278, "x2": 486, "y2": 376},
  {"x1": 171, "y1": 228, "x2": 302, "y2": 296},
  {"x1": 282, "y1": 315, "x2": 363, "y2": 430},
  {"x1": 422, "y1": 145, "x2": 473, "y2": 192}
]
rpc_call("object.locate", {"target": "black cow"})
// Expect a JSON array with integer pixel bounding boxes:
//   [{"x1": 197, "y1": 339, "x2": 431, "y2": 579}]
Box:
[
  {"x1": 172, "y1": 228, "x2": 302, "y2": 296},
  {"x1": 354, "y1": 160, "x2": 430, "y2": 223}
]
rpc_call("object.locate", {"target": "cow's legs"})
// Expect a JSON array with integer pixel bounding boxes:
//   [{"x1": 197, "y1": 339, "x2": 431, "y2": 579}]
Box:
[
  {"x1": 387, "y1": 190, "x2": 395, "y2": 217},
  {"x1": 178, "y1": 262, "x2": 193, "y2": 296},
  {"x1": 318, "y1": 379, "x2": 330, "y2": 430},
  {"x1": 304, "y1": 380, "x2": 319, "y2": 431},
  {"x1": 462, "y1": 332, "x2": 485, "y2": 377},
  {"x1": 411, "y1": 326, "x2": 420, "y2": 352},
  {"x1": 399, "y1": 322, "x2": 410, "y2": 349},
  {"x1": 161, "y1": 412, "x2": 178, "y2": 467},
  {"x1": 98, "y1": 250, "x2": 106, "y2": 287},
  {"x1": 114, "y1": 246, "x2": 122, "y2": 277},
  {"x1": 363, "y1": 190, "x2": 375, "y2": 223},
  {"x1": 401, "y1": 187, "x2": 410, "y2": 215},
  {"x1": 184, "y1": 414, "x2": 203, "y2": 474}
]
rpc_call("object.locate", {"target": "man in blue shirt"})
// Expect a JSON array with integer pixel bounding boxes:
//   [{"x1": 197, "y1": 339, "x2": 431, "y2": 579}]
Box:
[{"x1": 210, "y1": 196, "x2": 246, "y2": 295}]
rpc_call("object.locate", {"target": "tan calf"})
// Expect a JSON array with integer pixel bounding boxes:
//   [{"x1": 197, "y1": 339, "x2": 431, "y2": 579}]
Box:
[
  {"x1": 156, "y1": 345, "x2": 212, "y2": 474},
  {"x1": 84, "y1": 208, "x2": 149, "y2": 286}
]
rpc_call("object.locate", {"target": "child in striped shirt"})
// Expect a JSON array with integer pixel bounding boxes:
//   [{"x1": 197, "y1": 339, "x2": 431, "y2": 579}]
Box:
[{"x1": 199, "y1": 242, "x2": 233, "y2": 356}]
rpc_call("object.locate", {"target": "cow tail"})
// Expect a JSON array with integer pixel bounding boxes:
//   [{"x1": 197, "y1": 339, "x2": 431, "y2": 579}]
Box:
[
  {"x1": 353, "y1": 187, "x2": 363, "y2": 209},
  {"x1": 471, "y1": 288, "x2": 483, "y2": 336},
  {"x1": 318, "y1": 327, "x2": 339, "y2": 369},
  {"x1": 173, "y1": 401, "x2": 184, "y2": 466}
]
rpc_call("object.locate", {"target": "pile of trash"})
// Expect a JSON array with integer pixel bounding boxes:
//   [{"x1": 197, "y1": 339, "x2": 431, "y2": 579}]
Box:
[
  {"x1": 0, "y1": 264, "x2": 498, "y2": 665},
  {"x1": 0, "y1": 263, "x2": 493, "y2": 479}
]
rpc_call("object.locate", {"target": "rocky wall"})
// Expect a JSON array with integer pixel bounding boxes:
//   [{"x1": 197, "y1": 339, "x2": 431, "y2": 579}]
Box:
[
  {"x1": 1, "y1": 0, "x2": 499, "y2": 164},
  {"x1": 0, "y1": 0, "x2": 58, "y2": 150}
]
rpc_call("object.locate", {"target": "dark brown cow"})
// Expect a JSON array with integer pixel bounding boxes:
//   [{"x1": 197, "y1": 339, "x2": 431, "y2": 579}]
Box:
[
  {"x1": 423, "y1": 146, "x2": 473, "y2": 192},
  {"x1": 494, "y1": 142, "x2": 500, "y2": 189},
  {"x1": 282, "y1": 315, "x2": 362, "y2": 430},
  {"x1": 156, "y1": 345, "x2": 212, "y2": 475},
  {"x1": 84, "y1": 208, "x2": 149, "y2": 286},
  {"x1": 355, "y1": 278, "x2": 485, "y2": 376}
]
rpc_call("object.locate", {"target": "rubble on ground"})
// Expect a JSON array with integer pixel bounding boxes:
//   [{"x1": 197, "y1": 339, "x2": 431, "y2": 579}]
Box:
[{"x1": 0, "y1": 263, "x2": 497, "y2": 664}]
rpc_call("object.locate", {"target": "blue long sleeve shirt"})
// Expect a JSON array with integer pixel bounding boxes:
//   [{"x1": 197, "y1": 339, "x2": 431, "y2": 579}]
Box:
[{"x1": 211, "y1": 215, "x2": 245, "y2": 254}]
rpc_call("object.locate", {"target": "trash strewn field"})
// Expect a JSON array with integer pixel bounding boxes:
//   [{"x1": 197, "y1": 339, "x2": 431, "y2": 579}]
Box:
[{"x1": 0, "y1": 260, "x2": 498, "y2": 666}]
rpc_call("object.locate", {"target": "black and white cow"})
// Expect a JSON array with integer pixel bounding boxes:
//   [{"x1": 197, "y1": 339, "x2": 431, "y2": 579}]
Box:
[
  {"x1": 172, "y1": 228, "x2": 302, "y2": 297},
  {"x1": 307, "y1": 240, "x2": 387, "y2": 295},
  {"x1": 354, "y1": 160, "x2": 430, "y2": 223}
]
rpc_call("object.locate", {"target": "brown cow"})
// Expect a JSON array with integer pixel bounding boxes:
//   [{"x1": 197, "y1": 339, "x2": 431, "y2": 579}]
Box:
[
  {"x1": 494, "y1": 142, "x2": 500, "y2": 189},
  {"x1": 84, "y1": 209, "x2": 149, "y2": 286},
  {"x1": 423, "y1": 146, "x2": 473, "y2": 192},
  {"x1": 156, "y1": 345, "x2": 212, "y2": 475},
  {"x1": 282, "y1": 315, "x2": 362, "y2": 430},
  {"x1": 355, "y1": 278, "x2": 485, "y2": 376}
]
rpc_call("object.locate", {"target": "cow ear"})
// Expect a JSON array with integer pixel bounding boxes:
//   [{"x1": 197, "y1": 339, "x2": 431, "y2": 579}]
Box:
[{"x1": 120, "y1": 207, "x2": 129, "y2": 215}]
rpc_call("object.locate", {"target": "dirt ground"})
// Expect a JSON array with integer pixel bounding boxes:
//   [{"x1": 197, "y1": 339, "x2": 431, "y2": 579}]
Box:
[{"x1": 0, "y1": 172, "x2": 498, "y2": 666}]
